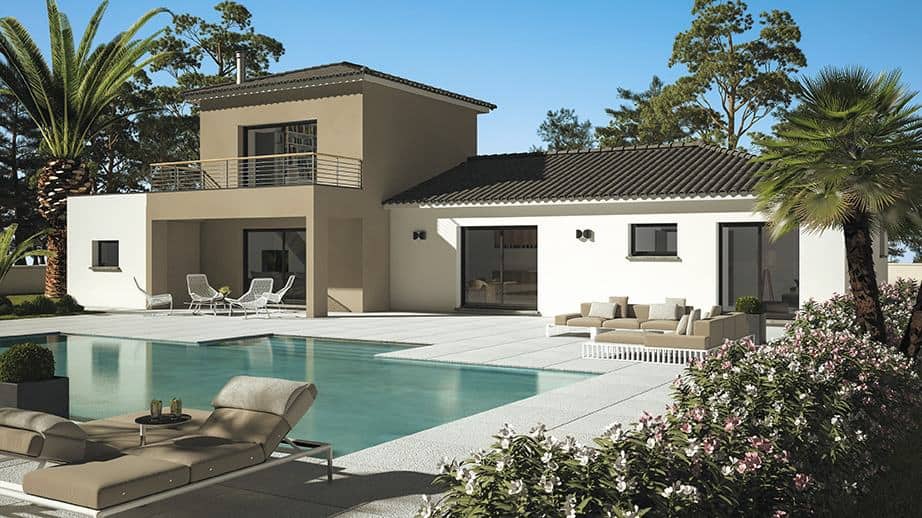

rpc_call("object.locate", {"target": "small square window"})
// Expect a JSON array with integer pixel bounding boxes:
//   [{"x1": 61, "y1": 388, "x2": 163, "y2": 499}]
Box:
[
  {"x1": 630, "y1": 224, "x2": 677, "y2": 256},
  {"x1": 92, "y1": 241, "x2": 119, "y2": 268}
]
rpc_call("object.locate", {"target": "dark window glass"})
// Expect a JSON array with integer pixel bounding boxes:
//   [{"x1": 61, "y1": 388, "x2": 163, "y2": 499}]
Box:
[
  {"x1": 630, "y1": 224, "x2": 677, "y2": 256},
  {"x1": 462, "y1": 227, "x2": 538, "y2": 310},
  {"x1": 244, "y1": 229, "x2": 306, "y2": 304},
  {"x1": 93, "y1": 241, "x2": 119, "y2": 267}
]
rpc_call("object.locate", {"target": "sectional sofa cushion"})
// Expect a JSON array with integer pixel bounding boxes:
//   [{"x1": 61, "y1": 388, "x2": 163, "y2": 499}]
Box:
[
  {"x1": 630, "y1": 304, "x2": 650, "y2": 321},
  {"x1": 566, "y1": 316, "x2": 605, "y2": 328},
  {"x1": 645, "y1": 332, "x2": 711, "y2": 350},
  {"x1": 588, "y1": 302, "x2": 618, "y2": 319},
  {"x1": 665, "y1": 298, "x2": 686, "y2": 318},
  {"x1": 594, "y1": 331, "x2": 646, "y2": 345},
  {"x1": 710, "y1": 305, "x2": 722, "y2": 317},
  {"x1": 676, "y1": 315, "x2": 689, "y2": 335},
  {"x1": 686, "y1": 309, "x2": 701, "y2": 335},
  {"x1": 648, "y1": 303, "x2": 678, "y2": 321},
  {"x1": 641, "y1": 320, "x2": 679, "y2": 331},
  {"x1": 554, "y1": 313, "x2": 581, "y2": 325},
  {"x1": 23, "y1": 455, "x2": 189, "y2": 510},
  {"x1": 608, "y1": 296, "x2": 629, "y2": 317},
  {"x1": 125, "y1": 435, "x2": 264, "y2": 482},
  {"x1": 601, "y1": 318, "x2": 641, "y2": 330}
]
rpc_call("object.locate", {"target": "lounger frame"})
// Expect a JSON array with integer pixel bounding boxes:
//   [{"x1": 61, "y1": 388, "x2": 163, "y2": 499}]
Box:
[
  {"x1": 0, "y1": 437, "x2": 332, "y2": 517},
  {"x1": 545, "y1": 323, "x2": 601, "y2": 339}
]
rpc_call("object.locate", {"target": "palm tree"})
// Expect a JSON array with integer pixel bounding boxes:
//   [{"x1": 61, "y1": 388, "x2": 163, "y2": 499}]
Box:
[
  {"x1": 0, "y1": 0, "x2": 165, "y2": 297},
  {"x1": 755, "y1": 66, "x2": 922, "y2": 348},
  {"x1": 0, "y1": 224, "x2": 50, "y2": 287}
]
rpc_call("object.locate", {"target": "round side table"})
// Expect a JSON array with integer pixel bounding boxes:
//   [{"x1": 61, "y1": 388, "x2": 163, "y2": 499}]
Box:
[{"x1": 134, "y1": 413, "x2": 191, "y2": 446}]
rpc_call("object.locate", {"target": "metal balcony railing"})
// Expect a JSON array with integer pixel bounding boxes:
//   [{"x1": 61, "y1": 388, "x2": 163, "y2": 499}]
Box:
[{"x1": 149, "y1": 152, "x2": 362, "y2": 192}]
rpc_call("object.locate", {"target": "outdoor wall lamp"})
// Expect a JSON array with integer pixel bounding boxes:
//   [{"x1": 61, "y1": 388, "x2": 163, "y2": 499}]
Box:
[
  {"x1": 576, "y1": 229, "x2": 594, "y2": 241},
  {"x1": 412, "y1": 230, "x2": 427, "y2": 240}
]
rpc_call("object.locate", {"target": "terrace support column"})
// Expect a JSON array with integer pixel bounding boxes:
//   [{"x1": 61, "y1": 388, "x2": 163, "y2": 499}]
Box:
[{"x1": 306, "y1": 213, "x2": 329, "y2": 318}]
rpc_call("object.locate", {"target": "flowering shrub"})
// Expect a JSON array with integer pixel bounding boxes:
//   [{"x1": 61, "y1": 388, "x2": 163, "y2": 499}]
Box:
[{"x1": 421, "y1": 283, "x2": 922, "y2": 517}]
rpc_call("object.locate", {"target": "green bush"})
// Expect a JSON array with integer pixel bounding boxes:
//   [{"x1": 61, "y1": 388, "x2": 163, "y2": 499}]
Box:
[
  {"x1": 13, "y1": 295, "x2": 57, "y2": 316},
  {"x1": 0, "y1": 343, "x2": 55, "y2": 383},
  {"x1": 0, "y1": 296, "x2": 12, "y2": 315},
  {"x1": 56, "y1": 294, "x2": 84, "y2": 314},
  {"x1": 735, "y1": 295, "x2": 763, "y2": 314}
]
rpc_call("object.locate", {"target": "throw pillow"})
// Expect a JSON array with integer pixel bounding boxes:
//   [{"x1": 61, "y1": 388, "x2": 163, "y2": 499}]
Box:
[
  {"x1": 710, "y1": 305, "x2": 722, "y2": 317},
  {"x1": 648, "y1": 303, "x2": 678, "y2": 321},
  {"x1": 588, "y1": 302, "x2": 617, "y2": 320},
  {"x1": 608, "y1": 296, "x2": 629, "y2": 318},
  {"x1": 666, "y1": 297, "x2": 687, "y2": 318},
  {"x1": 686, "y1": 308, "x2": 701, "y2": 335},
  {"x1": 676, "y1": 315, "x2": 689, "y2": 335}
]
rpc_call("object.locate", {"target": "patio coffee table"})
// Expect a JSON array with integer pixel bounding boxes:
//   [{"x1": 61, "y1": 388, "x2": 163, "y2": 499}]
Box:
[{"x1": 134, "y1": 413, "x2": 192, "y2": 446}]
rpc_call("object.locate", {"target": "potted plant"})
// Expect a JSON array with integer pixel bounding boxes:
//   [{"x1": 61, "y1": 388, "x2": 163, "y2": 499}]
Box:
[
  {"x1": 0, "y1": 343, "x2": 68, "y2": 417},
  {"x1": 735, "y1": 295, "x2": 767, "y2": 345}
]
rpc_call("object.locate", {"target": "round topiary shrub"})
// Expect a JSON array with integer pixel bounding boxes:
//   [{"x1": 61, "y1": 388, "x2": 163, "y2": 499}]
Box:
[
  {"x1": 31, "y1": 296, "x2": 58, "y2": 315},
  {"x1": 56, "y1": 294, "x2": 84, "y2": 314},
  {"x1": 0, "y1": 296, "x2": 12, "y2": 316},
  {"x1": 0, "y1": 343, "x2": 55, "y2": 383},
  {"x1": 735, "y1": 295, "x2": 763, "y2": 314}
]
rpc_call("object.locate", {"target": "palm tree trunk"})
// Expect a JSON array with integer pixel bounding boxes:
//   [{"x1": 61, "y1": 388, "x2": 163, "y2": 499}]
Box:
[
  {"x1": 842, "y1": 212, "x2": 887, "y2": 344},
  {"x1": 900, "y1": 284, "x2": 922, "y2": 358},
  {"x1": 36, "y1": 158, "x2": 91, "y2": 298}
]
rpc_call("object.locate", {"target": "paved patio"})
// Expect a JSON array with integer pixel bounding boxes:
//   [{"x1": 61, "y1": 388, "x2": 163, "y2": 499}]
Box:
[{"x1": 0, "y1": 311, "x2": 686, "y2": 516}]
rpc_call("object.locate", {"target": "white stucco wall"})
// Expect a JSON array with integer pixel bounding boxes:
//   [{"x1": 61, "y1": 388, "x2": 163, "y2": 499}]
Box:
[
  {"x1": 388, "y1": 199, "x2": 850, "y2": 316},
  {"x1": 67, "y1": 193, "x2": 149, "y2": 309}
]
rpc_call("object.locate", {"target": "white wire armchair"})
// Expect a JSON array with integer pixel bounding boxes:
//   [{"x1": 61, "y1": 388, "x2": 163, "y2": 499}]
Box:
[
  {"x1": 133, "y1": 277, "x2": 173, "y2": 315},
  {"x1": 227, "y1": 278, "x2": 274, "y2": 318},
  {"x1": 186, "y1": 274, "x2": 225, "y2": 315}
]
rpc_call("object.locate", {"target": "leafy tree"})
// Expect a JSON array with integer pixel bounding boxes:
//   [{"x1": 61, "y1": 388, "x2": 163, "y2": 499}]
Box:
[
  {"x1": 0, "y1": 0, "x2": 166, "y2": 297},
  {"x1": 145, "y1": 1, "x2": 285, "y2": 160},
  {"x1": 596, "y1": 76, "x2": 717, "y2": 147},
  {"x1": 754, "y1": 67, "x2": 922, "y2": 351},
  {"x1": 665, "y1": 0, "x2": 807, "y2": 149},
  {"x1": 0, "y1": 93, "x2": 43, "y2": 239},
  {"x1": 535, "y1": 108, "x2": 595, "y2": 151}
]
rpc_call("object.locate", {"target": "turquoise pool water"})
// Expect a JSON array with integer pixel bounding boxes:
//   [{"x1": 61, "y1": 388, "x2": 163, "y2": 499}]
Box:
[{"x1": 0, "y1": 334, "x2": 593, "y2": 455}]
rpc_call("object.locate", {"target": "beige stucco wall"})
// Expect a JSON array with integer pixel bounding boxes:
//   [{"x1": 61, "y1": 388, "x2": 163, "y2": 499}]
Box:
[
  {"x1": 0, "y1": 265, "x2": 45, "y2": 296},
  {"x1": 888, "y1": 263, "x2": 922, "y2": 283}
]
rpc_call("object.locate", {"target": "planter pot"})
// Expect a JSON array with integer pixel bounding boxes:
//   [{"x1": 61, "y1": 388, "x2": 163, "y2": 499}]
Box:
[
  {"x1": 0, "y1": 376, "x2": 69, "y2": 418},
  {"x1": 744, "y1": 313, "x2": 767, "y2": 345}
]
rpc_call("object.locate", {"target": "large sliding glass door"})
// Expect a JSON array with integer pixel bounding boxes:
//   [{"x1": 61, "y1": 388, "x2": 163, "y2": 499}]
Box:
[
  {"x1": 719, "y1": 223, "x2": 799, "y2": 318},
  {"x1": 244, "y1": 229, "x2": 306, "y2": 304},
  {"x1": 462, "y1": 227, "x2": 538, "y2": 310},
  {"x1": 242, "y1": 121, "x2": 317, "y2": 186}
]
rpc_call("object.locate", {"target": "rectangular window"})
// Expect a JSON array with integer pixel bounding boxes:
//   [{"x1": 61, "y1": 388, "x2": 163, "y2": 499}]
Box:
[
  {"x1": 242, "y1": 121, "x2": 317, "y2": 187},
  {"x1": 92, "y1": 241, "x2": 119, "y2": 268},
  {"x1": 630, "y1": 224, "x2": 677, "y2": 256}
]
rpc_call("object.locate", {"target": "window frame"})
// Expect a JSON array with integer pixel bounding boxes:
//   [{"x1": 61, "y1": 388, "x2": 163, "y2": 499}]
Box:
[
  {"x1": 92, "y1": 240, "x2": 120, "y2": 269},
  {"x1": 629, "y1": 223, "x2": 678, "y2": 257}
]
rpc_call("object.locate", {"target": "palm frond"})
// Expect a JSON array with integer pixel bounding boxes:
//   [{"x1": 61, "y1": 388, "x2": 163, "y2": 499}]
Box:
[{"x1": 0, "y1": 225, "x2": 52, "y2": 285}]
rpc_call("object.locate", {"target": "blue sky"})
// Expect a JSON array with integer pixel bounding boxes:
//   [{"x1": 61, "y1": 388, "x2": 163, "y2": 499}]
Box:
[{"x1": 6, "y1": 0, "x2": 922, "y2": 154}]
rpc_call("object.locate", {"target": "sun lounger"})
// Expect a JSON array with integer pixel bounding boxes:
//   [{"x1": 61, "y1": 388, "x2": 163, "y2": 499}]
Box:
[{"x1": 0, "y1": 376, "x2": 330, "y2": 517}]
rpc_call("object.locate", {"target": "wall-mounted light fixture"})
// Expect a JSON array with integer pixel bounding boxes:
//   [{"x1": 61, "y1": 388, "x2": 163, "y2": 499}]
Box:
[
  {"x1": 412, "y1": 230, "x2": 427, "y2": 240},
  {"x1": 576, "y1": 229, "x2": 594, "y2": 242}
]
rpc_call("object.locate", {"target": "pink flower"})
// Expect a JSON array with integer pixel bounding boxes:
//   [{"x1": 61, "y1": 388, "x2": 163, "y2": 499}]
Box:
[
  {"x1": 793, "y1": 473, "x2": 811, "y2": 491},
  {"x1": 680, "y1": 422, "x2": 692, "y2": 434},
  {"x1": 724, "y1": 416, "x2": 740, "y2": 432}
]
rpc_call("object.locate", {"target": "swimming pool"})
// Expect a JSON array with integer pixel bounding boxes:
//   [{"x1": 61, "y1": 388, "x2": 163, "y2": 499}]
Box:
[{"x1": 0, "y1": 334, "x2": 593, "y2": 455}]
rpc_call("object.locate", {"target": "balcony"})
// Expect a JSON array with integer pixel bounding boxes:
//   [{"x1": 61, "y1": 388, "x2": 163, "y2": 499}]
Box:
[{"x1": 149, "y1": 152, "x2": 362, "y2": 192}]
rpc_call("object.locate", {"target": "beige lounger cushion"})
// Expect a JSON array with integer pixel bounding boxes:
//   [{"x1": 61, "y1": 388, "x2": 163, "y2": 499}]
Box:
[
  {"x1": 565, "y1": 316, "x2": 605, "y2": 328},
  {"x1": 212, "y1": 376, "x2": 316, "y2": 425},
  {"x1": 125, "y1": 435, "x2": 264, "y2": 482},
  {"x1": 198, "y1": 408, "x2": 289, "y2": 457},
  {"x1": 601, "y1": 318, "x2": 641, "y2": 330},
  {"x1": 79, "y1": 409, "x2": 210, "y2": 456},
  {"x1": 0, "y1": 427, "x2": 43, "y2": 457},
  {"x1": 23, "y1": 455, "x2": 189, "y2": 510},
  {"x1": 0, "y1": 408, "x2": 87, "y2": 462}
]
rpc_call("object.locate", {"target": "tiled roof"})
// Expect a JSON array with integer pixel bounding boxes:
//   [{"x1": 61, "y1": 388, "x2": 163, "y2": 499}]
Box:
[
  {"x1": 183, "y1": 61, "x2": 496, "y2": 110},
  {"x1": 385, "y1": 142, "x2": 762, "y2": 206}
]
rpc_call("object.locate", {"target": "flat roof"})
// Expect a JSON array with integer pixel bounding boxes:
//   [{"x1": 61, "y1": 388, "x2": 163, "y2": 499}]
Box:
[
  {"x1": 183, "y1": 61, "x2": 496, "y2": 112},
  {"x1": 385, "y1": 142, "x2": 763, "y2": 206}
]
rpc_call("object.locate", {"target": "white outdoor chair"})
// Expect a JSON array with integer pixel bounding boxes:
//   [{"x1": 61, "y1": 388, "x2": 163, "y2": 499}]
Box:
[
  {"x1": 265, "y1": 275, "x2": 296, "y2": 311},
  {"x1": 186, "y1": 274, "x2": 225, "y2": 315},
  {"x1": 133, "y1": 277, "x2": 173, "y2": 315},
  {"x1": 227, "y1": 278, "x2": 274, "y2": 318}
]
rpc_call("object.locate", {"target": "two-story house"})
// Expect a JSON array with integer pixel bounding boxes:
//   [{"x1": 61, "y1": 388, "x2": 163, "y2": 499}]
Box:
[{"x1": 67, "y1": 61, "x2": 887, "y2": 318}]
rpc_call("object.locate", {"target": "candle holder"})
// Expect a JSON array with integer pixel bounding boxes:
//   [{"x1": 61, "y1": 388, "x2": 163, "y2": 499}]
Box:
[
  {"x1": 170, "y1": 397, "x2": 182, "y2": 416},
  {"x1": 150, "y1": 399, "x2": 162, "y2": 418}
]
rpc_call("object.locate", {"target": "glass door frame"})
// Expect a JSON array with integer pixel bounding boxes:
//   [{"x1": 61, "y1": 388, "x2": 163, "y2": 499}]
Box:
[
  {"x1": 460, "y1": 225, "x2": 538, "y2": 311},
  {"x1": 718, "y1": 222, "x2": 764, "y2": 311},
  {"x1": 240, "y1": 120, "x2": 317, "y2": 187},
  {"x1": 242, "y1": 228, "x2": 307, "y2": 305}
]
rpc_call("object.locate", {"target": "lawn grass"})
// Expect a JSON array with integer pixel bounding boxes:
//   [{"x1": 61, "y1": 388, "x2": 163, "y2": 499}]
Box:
[{"x1": 6, "y1": 293, "x2": 44, "y2": 304}]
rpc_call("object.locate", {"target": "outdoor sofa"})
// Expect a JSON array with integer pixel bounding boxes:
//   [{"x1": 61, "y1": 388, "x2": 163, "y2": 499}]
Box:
[
  {"x1": 0, "y1": 375, "x2": 331, "y2": 517},
  {"x1": 547, "y1": 298, "x2": 693, "y2": 339}
]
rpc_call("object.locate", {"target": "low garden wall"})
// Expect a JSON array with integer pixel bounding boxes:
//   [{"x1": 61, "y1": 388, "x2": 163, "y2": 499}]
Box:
[
  {"x1": 889, "y1": 262, "x2": 922, "y2": 284},
  {"x1": 0, "y1": 265, "x2": 45, "y2": 296}
]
